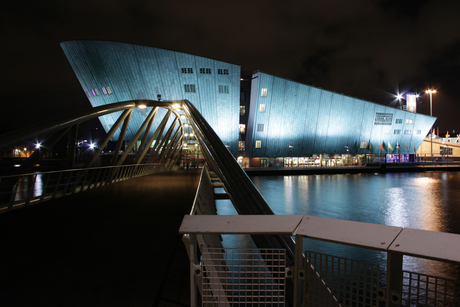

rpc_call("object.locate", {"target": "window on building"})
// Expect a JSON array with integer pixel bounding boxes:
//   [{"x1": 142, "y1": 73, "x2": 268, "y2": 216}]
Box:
[
  {"x1": 395, "y1": 119, "x2": 403, "y2": 124},
  {"x1": 199, "y1": 68, "x2": 211, "y2": 74},
  {"x1": 261, "y1": 88, "x2": 268, "y2": 96},
  {"x1": 240, "y1": 91, "x2": 246, "y2": 102},
  {"x1": 218, "y1": 68, "x2": 229, "y2": 75},
  {"x1": 106, "y1": 86, "x2": 112, "y2": 94},
  {"x1": 406, "y1": 119, "x2": 413, "y2": 124},
  {"x1": 218, "y1": 85, "x2": 229, "y2": 94},
  {"x1": 184, "y1": 84, "x2": 196, "y2": 93},
  {"x1": 240, "y1": 106, "x2": 246, "y2": 116},
  {"x1": 239, "y1": 124, "x2": 246, "y2": 134},
  {"x1": 181, "y1": 68, "x2": 193, "y2": 73},
  {"x1": 360, "y1": 142, "x2": 368, "y2": 149},
  {"x1": 383, "y1": 129, "x2": 390, "y2": 135},
  {"x1": 238, "y1": 141, "x2": 245, "y2": 151},
  {"x1": 255, "y1": 140, "x2": 262, "y2": 148},
  {"x1": 394, "y1": 129, "x2": 401, "y2": 134},
  {"x1": 101, "y1": 87, "x2": 107, "y2": 95},
  {"x1": 440, "y1": 146, "x2": 453, "y2": 155},
  {"x1": 91, "y1": 88, "x2": 100, "y2": 96},
  {"x1": 404, "y1": 129, "x2": 412, "y2": 135},
  {"x1": 257, "y1": 124, "x2": 264, "y2": 132},
  {"x1": 259, "y1": 104, "x2": 266, "y2": 112},
  {"x1": 374, "y1": 113, "x2": 393, "y2": 125}
]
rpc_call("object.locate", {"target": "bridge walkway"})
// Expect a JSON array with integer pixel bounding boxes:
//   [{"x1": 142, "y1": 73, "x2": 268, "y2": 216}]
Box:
[{"x1": 0, "y1": 169, "x2": 200, "y2": 307}]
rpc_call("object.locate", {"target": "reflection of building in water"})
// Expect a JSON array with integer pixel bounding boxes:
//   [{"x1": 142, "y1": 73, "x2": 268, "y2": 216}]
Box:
[{"x1": 61, "y1": 40, "x2": 437, "y2": 167}]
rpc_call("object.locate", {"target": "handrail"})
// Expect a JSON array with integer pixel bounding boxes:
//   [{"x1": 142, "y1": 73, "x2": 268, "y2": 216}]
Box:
[
  {"x1": 181, "y1": 100, "x2": 297, "y2": 259},
  {"x1": 0, "y1": 163, "x2": 173, "y2": 213},
  {"x1": 180, "y1": 214, "x2": 460, "y2": 306}
]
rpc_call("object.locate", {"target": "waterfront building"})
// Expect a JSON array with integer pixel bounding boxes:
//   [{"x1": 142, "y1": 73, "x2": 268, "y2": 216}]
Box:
[
  {"x1": 62, "y1": 40, "x2": 436, "y2": 167},
  {"x1": 61, "y1": 40, "x2": 240, "y2": 156}
]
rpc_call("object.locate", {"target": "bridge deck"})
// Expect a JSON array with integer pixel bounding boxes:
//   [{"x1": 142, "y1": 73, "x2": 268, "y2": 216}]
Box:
[{"x1": 0, "y1": 169, "x2": 200, "y2": 306}]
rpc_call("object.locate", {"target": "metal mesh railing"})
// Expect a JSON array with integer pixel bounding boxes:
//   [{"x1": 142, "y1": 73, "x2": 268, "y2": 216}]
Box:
[
  {"x1": 305, "y1": 251, "x2": 381, "y2": 307},
  {"x1": 402, "y1": 270, "x2": 460, "y2": 306},
  {"x1": 0, "y1": 163, "x2": 167, "y2": 212},
  {"x1": 202, "y1": 247, "x2": 286, "y2": 306}
]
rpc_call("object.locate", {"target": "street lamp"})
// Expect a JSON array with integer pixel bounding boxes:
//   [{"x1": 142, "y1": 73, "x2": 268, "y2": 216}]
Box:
[
  {"x1": 426, "y1": 89, "x2": 437, "y2": 162},
  {"x1": 289, "y1": 144, "x2": 294, "y2": 167}
]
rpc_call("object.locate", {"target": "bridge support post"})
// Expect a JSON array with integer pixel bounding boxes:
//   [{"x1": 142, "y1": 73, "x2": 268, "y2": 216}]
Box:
[{"x1": 67, "y1": 124, "x2": 78, "y2": 169}]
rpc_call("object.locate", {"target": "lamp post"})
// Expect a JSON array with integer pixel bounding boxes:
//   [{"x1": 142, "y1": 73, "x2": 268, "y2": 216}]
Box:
[
  {"x1": 345, "y1": 144, "x2": 349, "y2": 166},
  {"x1": 426, "y1": 89, "x2": 436, "y2": 162}
]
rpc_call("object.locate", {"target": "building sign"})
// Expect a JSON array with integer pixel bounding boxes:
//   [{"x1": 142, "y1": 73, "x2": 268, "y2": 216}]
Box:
[{"x1": 407, "y1": 94, "x2": 416, "y2": 113}]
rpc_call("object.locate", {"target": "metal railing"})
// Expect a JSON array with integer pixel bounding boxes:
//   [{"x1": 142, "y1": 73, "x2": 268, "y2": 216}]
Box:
[
  {"x1": 0, "y1": 163, "x2": 173, "y2": 213},
  {"x1": 179, "y1": 215, "x2": 460, "y2": 306}
]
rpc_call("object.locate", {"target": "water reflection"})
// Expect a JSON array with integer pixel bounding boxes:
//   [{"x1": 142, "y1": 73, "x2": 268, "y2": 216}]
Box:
[
  {"x1": 220, "y1": 172, "x2": 460, "y2": 281},
  {"x1": 14, "y1": 173, "x2": 44, "y2": 201}
]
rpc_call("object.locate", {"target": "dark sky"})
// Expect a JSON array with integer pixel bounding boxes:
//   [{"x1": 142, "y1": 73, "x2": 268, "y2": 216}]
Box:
[{"x1": 2, "y1": 0, "x2": 460, "y2": 134}]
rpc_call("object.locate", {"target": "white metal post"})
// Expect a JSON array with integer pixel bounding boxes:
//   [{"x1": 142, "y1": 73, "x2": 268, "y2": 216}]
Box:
[
  {"x1": 294, "y1": 235, "x2": 304, "y2": 307},
  {"x1": 386, "y1": 251, "x2": 403, "y2": 307},
  {"x1": 189, "y1": 234, "x2": 197, "y2": 307}
]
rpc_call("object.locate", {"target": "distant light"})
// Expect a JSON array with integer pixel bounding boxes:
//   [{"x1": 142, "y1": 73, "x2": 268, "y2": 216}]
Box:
[
  {"x1": 90, "y1": 143, "x2": 95, "y2": 149},
  {"x1": 138, "y1": 105, "x2": 147, "y2": 109},
  {"x1": 184, "y1": 133, "x2": 189, "y2": 137},
  {"x1": 14, "y1": 164, "x2": 20, "y2": 168},
  {"x1": 426, "y1": 89, "x2": 437, "y2": 94},
  {"x1": 415, "y1": 94, "x2": 420, "y2": 98},
  {"x1": 172, "y1": 104, "x2": 181, "y2": 109},
  {"x1": 396, "y1": 94, "x2": 403, "y2": 100},
  {"x1": 183, "y1": 123, "x2": 189, "y2": 127},
  {"x1": 35, "y1": 143, "x2": 41, "y2": 149}
]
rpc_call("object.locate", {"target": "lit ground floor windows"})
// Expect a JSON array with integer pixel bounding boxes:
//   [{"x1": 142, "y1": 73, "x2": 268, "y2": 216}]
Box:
[{"x1": 239, "y1": 154, "x2": 420, "y2": 168}]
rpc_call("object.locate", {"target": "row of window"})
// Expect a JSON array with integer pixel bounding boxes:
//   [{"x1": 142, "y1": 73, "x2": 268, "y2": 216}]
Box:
[
  {"x1": 181, "y1": 67, "x2": 229, "y2": 75},
  {"x1": 377, "y1": 115, "x2": 413, "y2": 125},
  {"x1": 245, "y1": 126, "x2": 421, "y2": 136},
  {"x1": 245, "y1": 137, "x2": 423, "y2": 151},
  {"x1": 394, "y1": 129, "x2": 421, "y2": 135},
  {"x1": 260, "y1": 108, "x2": 416, "y2": 126},
  {"x1": 218, "y1": 85, "x2": 229, "y2": 94},
  {"x1": 200, "y1": 68, "x2": 212, "y2": 74},
  {"x1": 90, "y1": 86, "x2": 112, "y2": 97},
  {"x1": 183, "y1": 84, "x2": 230, "y2": 93}
]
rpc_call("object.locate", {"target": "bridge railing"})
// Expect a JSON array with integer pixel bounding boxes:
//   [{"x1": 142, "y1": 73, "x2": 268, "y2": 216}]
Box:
[
  {"x1": 179, "y1": 215, "x2": 460, "y2": 307},
  {"x1": 0, "y1": 163, "x2": 174, "y2": 213}
]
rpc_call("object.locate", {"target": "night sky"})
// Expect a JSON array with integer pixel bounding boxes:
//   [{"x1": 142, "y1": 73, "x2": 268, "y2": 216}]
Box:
[{"x1": 2, "y1": 0, "x2": 460, "y2": 134}]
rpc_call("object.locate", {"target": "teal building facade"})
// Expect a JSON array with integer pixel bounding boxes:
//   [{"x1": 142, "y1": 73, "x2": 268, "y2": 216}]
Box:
[
  {"x1": 62, "y1": 41, "x2": 436, "y2": 164},
  {"x1": 61, "y1": 40, "x2": 241, "y2": 156}
]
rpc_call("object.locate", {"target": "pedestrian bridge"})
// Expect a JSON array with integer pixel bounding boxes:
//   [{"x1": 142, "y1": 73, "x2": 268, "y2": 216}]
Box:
[{"x1": 1, "y1": 100, "x2": 460, "y2": 306}]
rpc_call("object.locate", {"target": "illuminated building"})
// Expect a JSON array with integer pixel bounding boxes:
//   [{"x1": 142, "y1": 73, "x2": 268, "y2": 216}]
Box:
[
  {"x1": 62, "y1": 41, "x2": 436, "y2": 166},
  {"x1": 61, "y1": 40, "x2": 240, "y2": 155}
]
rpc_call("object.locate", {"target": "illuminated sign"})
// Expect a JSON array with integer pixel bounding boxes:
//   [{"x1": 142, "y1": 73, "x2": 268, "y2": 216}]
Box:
[{"x1": 407, "y1": 94, "x2": 416, "y2": 113}]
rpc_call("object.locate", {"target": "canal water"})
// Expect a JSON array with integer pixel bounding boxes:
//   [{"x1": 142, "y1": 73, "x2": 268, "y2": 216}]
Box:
[{"x1": 217, "y1": 171, "x2": 460, "y2": 281}]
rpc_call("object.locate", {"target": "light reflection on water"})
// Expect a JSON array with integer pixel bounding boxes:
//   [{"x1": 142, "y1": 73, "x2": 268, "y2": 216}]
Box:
[{"x1": 217, "y1": 171, "x2": 460, "y2": 280}]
